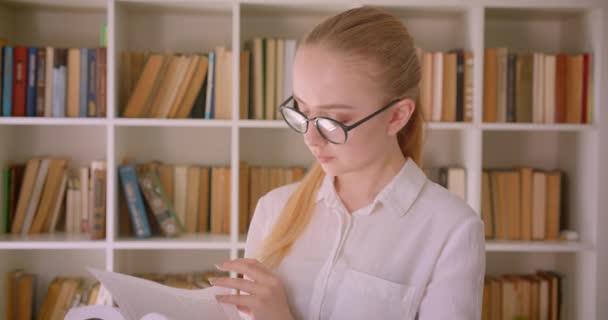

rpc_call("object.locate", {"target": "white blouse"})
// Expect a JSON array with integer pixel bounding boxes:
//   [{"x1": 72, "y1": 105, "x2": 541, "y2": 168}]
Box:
[{"x1": 243, "y1": 158, "x2": 486, "y2": 320}]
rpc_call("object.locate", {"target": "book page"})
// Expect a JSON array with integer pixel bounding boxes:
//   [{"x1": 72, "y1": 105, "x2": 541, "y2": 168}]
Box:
[{"x1": 88, "y1": 267, "x2": 241, "y2": 320}]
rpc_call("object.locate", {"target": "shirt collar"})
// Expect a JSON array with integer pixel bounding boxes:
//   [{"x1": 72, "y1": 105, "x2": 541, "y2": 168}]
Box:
[{"x1": 315, "y1": 157, "x2": 427, "y2": 217}]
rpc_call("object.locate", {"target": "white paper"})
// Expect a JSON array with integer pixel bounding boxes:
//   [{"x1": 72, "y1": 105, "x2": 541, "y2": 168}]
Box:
[{"x1": 87, "y1": 267, "x2": 241, "y2": 320}]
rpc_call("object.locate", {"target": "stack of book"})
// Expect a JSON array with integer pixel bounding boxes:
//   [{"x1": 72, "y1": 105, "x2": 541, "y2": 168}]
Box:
[
  {"x1": 118, "y1": 161, "x2": 307, "y2": 238},
  {"x1": 481, "y1": 168, "x2": 563, "y2": 241},
  {"x1": 120, "y1": 47, "x2": 250, "y2": 120},
  {"x1": 483, "y1": 271, "x2": 563, "y2": 320},
  {"x1": 1, "y1": 158, "x2": 107, "y2": 240},
  {"x1": 417, "y1": 49, "x2": 474, "y2": 122},
  {"x1": 483, "y1": 48, "x2": 593, "y2": 124},
  {"x1": 244, "y1": 37, "x2": 297, "y2": 120},
  {"x1": 0, "y1": 42, "x2": 107, "y2": 118}
]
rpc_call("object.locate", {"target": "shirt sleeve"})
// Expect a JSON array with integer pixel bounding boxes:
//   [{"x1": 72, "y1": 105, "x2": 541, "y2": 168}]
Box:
[{"x1": 416, "y1": 216, "x2": 486, "y2": 320}]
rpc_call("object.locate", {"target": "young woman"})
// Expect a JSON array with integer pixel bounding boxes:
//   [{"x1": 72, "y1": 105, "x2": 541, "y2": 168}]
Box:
[{"x1": 211, "y1": 6, "x2": 485, "y2": 320}]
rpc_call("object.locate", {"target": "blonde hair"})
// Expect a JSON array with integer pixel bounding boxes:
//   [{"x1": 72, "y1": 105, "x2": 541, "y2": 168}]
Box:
[{"x1": 256, "y1": 6, "x2": 425, "y2": 268}]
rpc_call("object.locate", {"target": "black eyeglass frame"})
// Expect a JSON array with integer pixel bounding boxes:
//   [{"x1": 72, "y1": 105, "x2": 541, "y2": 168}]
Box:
[{"x1": 278, "y1": 95, "x2": 402, "y2": 144}]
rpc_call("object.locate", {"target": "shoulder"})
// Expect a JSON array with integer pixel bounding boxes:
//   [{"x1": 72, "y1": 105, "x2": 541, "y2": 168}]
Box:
[
  {"x1": 415, "y1": 180, "x2": 483, "y2": 235},
  {"x1": 251, "y1": 181, "x2": 301, "y2": 232}
]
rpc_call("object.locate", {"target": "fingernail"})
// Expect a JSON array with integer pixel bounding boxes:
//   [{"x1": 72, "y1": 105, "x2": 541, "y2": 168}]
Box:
[
  {"x1": 208, "y1": 277, "x2": 218, "y2": 284},
  {"x1": 215, "y1": 263, "x2": 225, "y2": 270}
]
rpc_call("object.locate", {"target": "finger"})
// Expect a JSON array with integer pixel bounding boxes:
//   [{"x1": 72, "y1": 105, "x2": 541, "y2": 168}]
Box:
[
  {"x1": 216, "y1": 294, "x2": 259, "y2": 309},
  {"x1": 210, "y1": 277, "x2": 262, "y2": 295},
  {"x1": 216, "y1": 259, "x2": 273, "y2": 283},
  {"x1": 237, "y1": 305, "x2": 251, "y2": 314}
]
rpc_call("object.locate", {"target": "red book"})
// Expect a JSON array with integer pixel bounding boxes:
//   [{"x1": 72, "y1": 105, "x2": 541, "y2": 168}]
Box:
[
  {"x1": 581, "y1": 53, "x2": 589, "y2": 124},
  {"x1": 12, "y1": 46, "x2": 28, "y2": 117}
]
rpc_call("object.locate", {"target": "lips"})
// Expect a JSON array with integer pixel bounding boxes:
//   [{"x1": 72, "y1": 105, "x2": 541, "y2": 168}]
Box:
[{"x1": 315, "y1": 155, "x2": 334, "y2": 163}]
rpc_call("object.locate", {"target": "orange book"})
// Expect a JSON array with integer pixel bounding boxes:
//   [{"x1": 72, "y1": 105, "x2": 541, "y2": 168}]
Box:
[{"x1": 483, "y1": 48, "x2": 498, "y2": 122}]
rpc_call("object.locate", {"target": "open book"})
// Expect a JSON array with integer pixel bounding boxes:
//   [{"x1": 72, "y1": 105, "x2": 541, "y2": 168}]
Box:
[{"x1": 65, "y1": 267, "x2": 242, "y2": 320}]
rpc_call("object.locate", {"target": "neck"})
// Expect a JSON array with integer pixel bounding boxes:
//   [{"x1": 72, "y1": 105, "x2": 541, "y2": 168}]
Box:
[{"x1": 334, "y1": 144, "x2": 407, "y2": 213}]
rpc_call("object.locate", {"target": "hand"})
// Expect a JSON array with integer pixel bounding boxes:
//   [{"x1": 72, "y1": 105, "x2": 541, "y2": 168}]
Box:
[{"x1": 211, "y1": 258, "x2": 295, "y2": 320}]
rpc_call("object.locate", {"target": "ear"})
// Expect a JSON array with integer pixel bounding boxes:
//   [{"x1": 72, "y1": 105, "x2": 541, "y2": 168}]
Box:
[{"x1": 386, "y1": 98, "x2": 415, "y2": 136}]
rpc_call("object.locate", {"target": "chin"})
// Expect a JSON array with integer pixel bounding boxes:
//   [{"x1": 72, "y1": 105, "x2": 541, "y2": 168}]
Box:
[{"x1": 318, "y1": 160, "x2": 349, "y2": 177}]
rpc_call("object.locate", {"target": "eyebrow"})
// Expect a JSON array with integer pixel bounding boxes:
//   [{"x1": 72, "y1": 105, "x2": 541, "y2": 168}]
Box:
[{"x1": 293, "y1": 94, "x2": 355, "y2": 110}]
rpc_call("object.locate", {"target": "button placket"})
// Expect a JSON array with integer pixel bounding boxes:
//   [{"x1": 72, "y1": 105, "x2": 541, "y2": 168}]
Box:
[{"x1": 316, "y1": 200, "x2": 353, "y2": 319}]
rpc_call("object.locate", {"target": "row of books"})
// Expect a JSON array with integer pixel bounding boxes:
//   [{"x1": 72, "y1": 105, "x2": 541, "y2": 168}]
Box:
[
  {"x1": 8, "y1": 271, "x2": 108, "y2": 320},
  {"x1": 1, "y1": 158, "x2": 107, "y2": 240},
  {"x1": 481, "y1": 168, "x2": 563, "y2": 241},
  {"x1": 119, "y1": 36, "x2": 297, "y2": 122},
  {"x1": 417, "y1": 49, "x2": 474, "y2": 122},
  {"x1": 483, "y1": 48, "x2": 593, "y2": 124},
  {"x1": 120, "y1": 48, "x2": 242, "y2": 120},
  {"x1": 6, "y1": 267, "x2": 223, "y2": 320},
  {"x1": 118, "y1": 161, "x2": 306, "y2": 238},
  {"x1": 245, "y1": 37, "x2": 296, "y2": 120},
  {"x1": 483, "y1": 270, "x2": 563, "y2": 320},
  {"x1": 0, "y1": 43, "x2": 107, "y2": 118}
]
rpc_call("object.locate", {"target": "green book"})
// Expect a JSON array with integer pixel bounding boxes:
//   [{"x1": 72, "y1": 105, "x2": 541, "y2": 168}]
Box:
[{"x1": 2, "y1": 167, "x2": 10, "y2": 234}]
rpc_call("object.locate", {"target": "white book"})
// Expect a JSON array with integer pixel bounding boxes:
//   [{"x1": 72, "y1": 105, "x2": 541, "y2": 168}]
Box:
[
  {"x1": 20, "y1": 158, "x2": 50, "y2": 235},
  {"x1": 533, "y1": 53, "x2": 545, "y2": 123},
  {"x1": 431, "y1": 52, "x2": 443, "y2": 122}
]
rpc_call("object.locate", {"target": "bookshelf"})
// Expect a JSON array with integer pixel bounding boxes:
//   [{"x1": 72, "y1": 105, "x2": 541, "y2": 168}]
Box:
[{"x1": 0, "y1": 0, "x2": 604, "y2": 318}]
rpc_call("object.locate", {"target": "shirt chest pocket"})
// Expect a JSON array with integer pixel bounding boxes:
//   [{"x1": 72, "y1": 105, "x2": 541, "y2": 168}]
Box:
[{"x1": 328, "y1": 268, "x2": 421, "y2": 320}]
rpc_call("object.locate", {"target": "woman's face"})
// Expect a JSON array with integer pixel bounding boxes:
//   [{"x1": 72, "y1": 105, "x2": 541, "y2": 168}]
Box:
[{"x1": 292, "y1": 45, "x2": 410, "y2": 177}]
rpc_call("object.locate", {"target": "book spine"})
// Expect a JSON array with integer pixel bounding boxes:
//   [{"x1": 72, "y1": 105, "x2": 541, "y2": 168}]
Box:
[
  {"x1": 36, "y1": 48, "x2": 46, "y2": 117},
  {"x1": 26, "y1": 47, "x2": 37, "y2": 117},
  {"x1": 506, "y1": 53, "x2": 517, "y2": 122},
  {"x1": 118, "y1": 164, "x2": 151, "y2": 238},
  {"x1": 2, "y1": 167, "x2": 10, "y2": 233},
  {"x1": 12, "y1": 46, "x2": 28, "y2": 117},
  {"x1": 2, "y1": 47, "x2": 12, "y2": 116},
  {"x1": 79, "y1": 48, "x2": 88, "y2": 117},
  {"x1": 87, "y1": 48, "x2": 97, "y2": 117},
  {"x1": 91, "y1": 164, "x2": 106, "y2": 240},
  {"x1": 455, "y1": 50, "x2": 464, "y2": 122},
  {"x1": 137, "y1": 171, "x2": 183, "y2": 237}
]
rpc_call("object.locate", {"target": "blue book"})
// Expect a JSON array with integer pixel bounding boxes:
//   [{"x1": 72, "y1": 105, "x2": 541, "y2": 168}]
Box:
[
  {"x1": 118, "y1": 163, "x2": 152, "y2": 238},
  {"x1": 87, "y1": 48, "x2": 96, "y2": 117},
  {"x1": 26, "y1": 47, "x2": 38, "y2": 117},
  {"x1": 79, "y1": 48, "x2": 88, "y2": 117},
  {"x1": 2, "y1": 46, "x2": 13, "y2": 117},
  {"x1": 204, "y1": 51, "x2": 215, "y2": 119}
]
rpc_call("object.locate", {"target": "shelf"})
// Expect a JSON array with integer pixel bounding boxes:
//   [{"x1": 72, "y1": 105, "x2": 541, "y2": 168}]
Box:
[
  {"x1": 0, "y1": 117, "x2": 107, "y2": 126},
  {"x1": 113, "y1": 118, "x2": 233, "y2": 128},
  {"x1": 481, "y1": 123, "x2": 594, "y2": 132},
  {"x1": 238, "y1": 120, "x2": 286, "y2": 128},
  {"x1": 485, "y1": 240, "x2": 592, "y2": 252},
  {"x1": 0, "y1": 233, "x2": 106, "y2": 250},
  {"x1": 114, "y1": 234, "x2": 233, "y2": 250},
  {"x1": 425, "y1": 122, "x2": 472, "y2": 130}
]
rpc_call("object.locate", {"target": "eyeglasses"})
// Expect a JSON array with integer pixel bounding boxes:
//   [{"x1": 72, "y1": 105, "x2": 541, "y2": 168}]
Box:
[{"x1": 278, "y1": 96, "x2": 401, "y2": 144}]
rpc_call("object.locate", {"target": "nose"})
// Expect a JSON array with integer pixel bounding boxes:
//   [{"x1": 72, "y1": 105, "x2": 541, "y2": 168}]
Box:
[{"x1": 303, "y1": 122, "x2": 327, "y2": 148}]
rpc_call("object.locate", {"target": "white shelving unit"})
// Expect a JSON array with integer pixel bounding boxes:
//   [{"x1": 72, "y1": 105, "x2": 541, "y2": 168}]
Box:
[{"x1": 0, "y1": 0, "x2": 604, "y2": 318}]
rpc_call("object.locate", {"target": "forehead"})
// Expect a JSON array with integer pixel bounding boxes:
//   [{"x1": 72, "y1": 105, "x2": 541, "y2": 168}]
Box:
[{"x1": 292, "y1": 45, "x2": 382, "y2": 109}]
